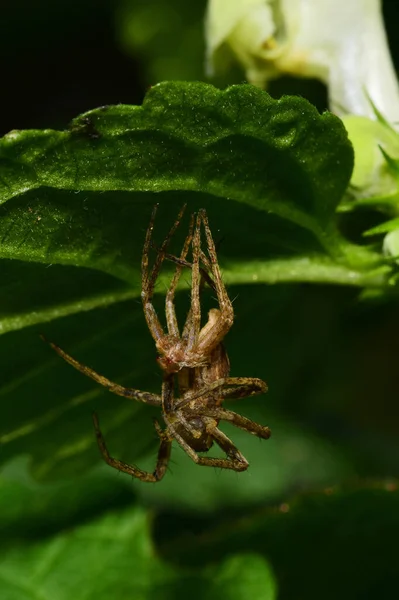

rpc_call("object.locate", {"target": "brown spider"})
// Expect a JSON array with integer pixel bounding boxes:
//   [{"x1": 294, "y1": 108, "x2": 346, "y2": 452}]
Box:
[{"x1": 44, "y1": 206, "x2": 270, "y2": 482}]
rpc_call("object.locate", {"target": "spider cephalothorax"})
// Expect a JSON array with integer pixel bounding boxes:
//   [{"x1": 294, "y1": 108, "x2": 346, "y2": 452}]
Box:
[{"x1": 45, "y1": 205, "x2": 270, "y2": 481}]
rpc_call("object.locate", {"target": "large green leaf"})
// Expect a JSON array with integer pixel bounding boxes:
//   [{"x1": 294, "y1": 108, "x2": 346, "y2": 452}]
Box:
[
  {"x1": 0, "y1": 81, "x2": 393, "y2": 489},
  {"x1": 0, "y1": 81, "x2": 386, "y2": 298},
  {"x1": 0, "y1": 81, "x2": 391, "y2": 338},
  {"x1": 0, "y1": 467, "x2": 277, "y2": 600}
]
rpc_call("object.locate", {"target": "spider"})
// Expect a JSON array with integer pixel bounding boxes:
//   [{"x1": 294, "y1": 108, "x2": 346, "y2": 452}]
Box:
[{"x1": 44, "y1": 206, "x2": 270, "y2": 482}]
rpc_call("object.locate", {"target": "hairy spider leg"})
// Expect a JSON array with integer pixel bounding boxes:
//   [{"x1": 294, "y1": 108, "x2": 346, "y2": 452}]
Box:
[
  {"x1": 219, "y1": 382, "x2": 269, "y2": 401},
  {"x1": 180, "y1": 253, "x2": 214, "y2": 343},
  {"x1": 174, "y1": 376, "x2": 267, "y2": 410},
  {"x1": 92, "y1": 412, "x2": 171, "y2": 482},
  {"x1": 172, "y1": 376, "x2": 270, "y2": 438},
  {"x1": 163, "y1": 413, "x2": 248, "y2": 471},
  {"x1": 165, "y1": 212, "x2": 195, "y2": 337},
  {"x1": 163, "y1": 243, "x2": 218, "y2": 357},
  {"x1": 193, "y1": 406, "x2": 271, "y2": 440},
  {"x1": 163, "y1": 251, "x2": 216, "y2": 292},
  {"x1": 43, "y1": 337, "x2": 161, "y2": 406},
  {"x1": 211, "y1": 426, "x2": 249, "y2": 469},
  {"x1": 184, "y1": 211, "x2": 202, "y2": 352},
  {"x1": 196, "y1": 209, "x2": 234, "y2": 354},
  {"x1": 141, "y1": 203, "x2": 187, "y2": 345},
  {"x1": 164, "y1": 225, "x2": 217, "y2": 341},
  {"x1": 161, "y1": 372, "x2": 175, "y2": 413},
  {"x1": 142, "y1": 203, "x2": 186, "y2": 292}
]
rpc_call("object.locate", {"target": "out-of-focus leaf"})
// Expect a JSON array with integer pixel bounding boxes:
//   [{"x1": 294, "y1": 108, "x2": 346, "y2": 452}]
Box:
[
  {"x1": 115, "y1": 0, "x2": 208, "y2": 83},
  {"x1": 0, "y1": 469, "x2": 277, "y2": 600},
  {"x1": 364, "y1": 217, "x2": 399, "y2": 236},
  {"x1": 0, "y1": 457, "x2": 133, "y2": 540},
  {"x1": 340, "y1": 112, "x2": 399, "y2": 228}
]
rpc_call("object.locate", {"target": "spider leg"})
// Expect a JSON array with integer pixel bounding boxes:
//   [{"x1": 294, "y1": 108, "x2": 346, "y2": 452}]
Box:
[
  {"x1": 165, "y1": 212, "x2": 195, "y2": 337},
  {"x1": 217, "y1": 377, "x2": 268, "y2": 401},
  {"x1": 210, "y1": 426, "x2": 249, "y2": 470},
  {"x1": 184, "y1": 211, "x2": 202, "y2": 351},
  {"x1": 196, "y1": 209, "x2": 234, "y2": 353},
  {"x1": 174, "y1": 376, "x2": 267, "y2": 410},
  {"x1": 164, "y1": 215, "x2": 216, "y2": 344},
  {"x1": 194, "y1": 406, "x2": 271, "y2": 440},
  {"x1": 180, "y1": 264, "x2": 213, "y2": 343},
  {"x1": 163, "y1": 415, "x2": 248, "y2": 472},
  {"x1": 92, "y1": 412, "x2": 171, "y2": 482},
  {"x1": 161, "y1": 373, "x2": 175, "y2": 412},
  {"x1": 141, "y1": 203, "x2": 186, "y2": 345},
  {"x1": 199, "y1": 249, "x2": 212, "y2": 271},
  {"x1": 164, "y1": 254, "x2": 216, "y2": 293},
  {"x1": 43, "y1": 338, "x2": 161, "y2": 406}
]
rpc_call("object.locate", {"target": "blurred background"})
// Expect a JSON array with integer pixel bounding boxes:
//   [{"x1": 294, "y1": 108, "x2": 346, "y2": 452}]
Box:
[{"x1": 1, "y1": 1, "x2": 399, "y2": 598}]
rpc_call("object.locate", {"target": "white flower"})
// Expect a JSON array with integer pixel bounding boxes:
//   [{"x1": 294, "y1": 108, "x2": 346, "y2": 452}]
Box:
[{"x1": 205, "y1": 0, "x2": 399, "y2": 122}]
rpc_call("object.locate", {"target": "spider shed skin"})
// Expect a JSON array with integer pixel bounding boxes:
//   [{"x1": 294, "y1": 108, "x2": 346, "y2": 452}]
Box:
[{"x1": 44, "y1": 206, "x2": 270, "y2": 481}]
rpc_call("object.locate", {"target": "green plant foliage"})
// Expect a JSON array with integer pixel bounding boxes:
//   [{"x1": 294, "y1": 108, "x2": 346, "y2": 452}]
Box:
[
  {"x1": 0, "y1": 82, "x2": 398, "y2": 600},
  {"x1": 342, "y1": 114, "x2": 399, "y2": 202},
  {"x1": 2, "y1": 1, "x2": 399, "y2": 598},
  {"x1": 0, "y1": 42, "x2": 398, "y2": 600},
  {"x1": 0, "y1": 81, "x2": 395, "y2": 488},
  {"x1": 341, "y1": 105, "x2": 399, "y2": 230},
  {"x1": 0, "y1": 81, "x2": 390, "y2": 320},
  {"x1": 0, "y1": 466, "x2": 277, "y2": 600}
]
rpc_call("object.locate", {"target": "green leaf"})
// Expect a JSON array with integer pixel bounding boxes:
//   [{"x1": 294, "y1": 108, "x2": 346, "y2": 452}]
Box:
[
  {"x1": 0, "y1": 81, "x2": 390, "y2": 333},
  {"x1": 364, "y1": 216, "x2": 399, "y2": 236},
  {"x1": 0, "y1": 468, "x2": 277, "y2": 600},
  {"x1": 205, "y1": 554, "x2": 277, "y2": 600},
  {"x1": 1, "y1": 81, "x2": 352, "y2": 211},
  {"x1": 340, "y1": 114, "x2": 399, "y2": 217},
  {"x1": 0, "y1": 81, "x2": 392, "y2": 489},
  {"x1": 0, "y1": 506, "x2": 177, "y2": 599}
]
